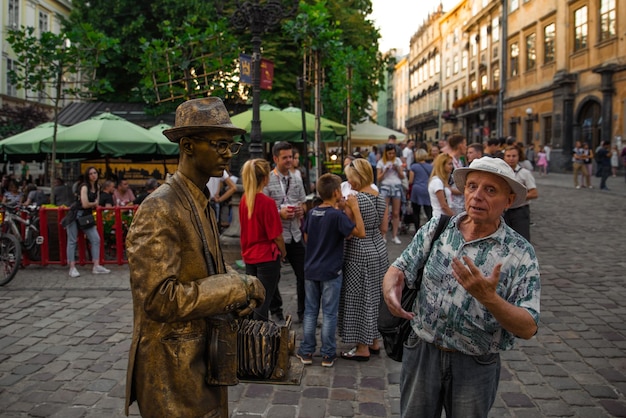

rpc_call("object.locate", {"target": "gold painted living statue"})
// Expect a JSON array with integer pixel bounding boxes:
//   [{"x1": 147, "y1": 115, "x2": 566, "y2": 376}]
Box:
[{"x1": 124, "y1": 97, "x2": 265, "y2": 418}]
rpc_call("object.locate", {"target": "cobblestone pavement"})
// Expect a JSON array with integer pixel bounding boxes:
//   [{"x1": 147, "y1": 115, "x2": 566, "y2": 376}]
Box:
[{"x1": 0, "y1": 172, "x2": 624, "y2": 417}]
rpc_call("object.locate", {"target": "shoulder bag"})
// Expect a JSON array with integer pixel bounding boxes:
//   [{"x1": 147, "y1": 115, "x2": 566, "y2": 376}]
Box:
[
  {"x1": 77, "y1": 211, "x2": 96, "y2": 230},
  {"x1": 378, "y1": 215, "x2": 450, "y2": 362}
]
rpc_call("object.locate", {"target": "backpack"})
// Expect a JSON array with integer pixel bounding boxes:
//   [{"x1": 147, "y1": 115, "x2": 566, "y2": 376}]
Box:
[{"x1": 595, "y1": 147, "x2": 603, "y2": 163}]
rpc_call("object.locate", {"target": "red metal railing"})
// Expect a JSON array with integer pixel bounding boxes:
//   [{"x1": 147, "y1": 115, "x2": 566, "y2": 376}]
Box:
[{"x1": 26, "y1": 205, "x2": 138, "y2": 267}]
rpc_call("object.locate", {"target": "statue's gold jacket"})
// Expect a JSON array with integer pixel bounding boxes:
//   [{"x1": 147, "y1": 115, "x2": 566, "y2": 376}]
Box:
[{"x1": 125, "y1": 172, "x2": 249, "y2": 418}]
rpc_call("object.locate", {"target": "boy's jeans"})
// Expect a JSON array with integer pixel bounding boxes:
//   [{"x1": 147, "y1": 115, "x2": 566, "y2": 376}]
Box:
[{"x1": 298, "y1": 275, "x2": 342, "y2": 358}]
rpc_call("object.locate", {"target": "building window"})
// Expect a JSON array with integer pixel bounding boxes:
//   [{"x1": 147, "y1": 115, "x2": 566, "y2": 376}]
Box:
[
  {"x1": 510, "y1": 42, "x2": 519, "y2": 77},
  {"x1": 446, "y1": 59, "x2": 451, "y2": 78},
  {"x1": 600, "y1": 0, "x2": 616, "y2": 41},
  {"x1": 543, "y1": 115, "x2": 552, "y2": 145},
  {"x1": 462, "y1": 50, "x2": 468, "y2": 69},
  {"x1": 510, "y1": 0, "x2": 519, "y2": 12},
  {"x1": 8, "y1": 0, "x2": 19, "y2": 27},
  {"x1": 470, "y1": 76, "x2": 477, "y2": 94},
  {"x1": 39, "y1": 11, "x2": 49, "y2": 34},
  {"x1": 544, "y1": 23, "x2": 555, "y2": 64},
  {"x1": 453, "y1": 54, "x2": 459, "y2": 74},
  {"x1": 574, "y1": 6, "x2": 588, "y2": 51},
  {"x1": 6, "y1": 59, "x2": 18, "y2": 97},
  {"x1": 493, "y1": 66, "x2": 500, "y2": 89},
  {"x1": 526, "y1": 33, "x2": 536, "y2": 71},
  {"x1": 525, "y1": 119, "x2": 534, "y2": 145},
  {"x1": 481, "y1": 74, "x2": 488, "y2": 91},
  {"x1": 492, "y1": 17, "x2": 500, "y2": 43},
  {"x1": 480, "y1": 25, "x2": 488, "y2": 51}
]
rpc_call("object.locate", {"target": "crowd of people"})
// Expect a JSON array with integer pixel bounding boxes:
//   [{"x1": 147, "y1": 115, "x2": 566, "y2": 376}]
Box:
[
  {"x1": 232, "y1": 132, "x2": 546, "y2": 417},
  {"x1": 74, "y1": 96, "x2": 619, "y2": 418},
  {"x1": 0, "y1": 169, "x2": 163, "y2": 278},
  {"x1": 2, "y1": 96, "x2": 620, "y2": 418}
]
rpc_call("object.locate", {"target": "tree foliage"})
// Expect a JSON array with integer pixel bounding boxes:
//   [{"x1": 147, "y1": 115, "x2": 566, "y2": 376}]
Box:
[
  {"x1": 65, "y1": 0, "x2": 384, "y2": 123},
  {"x1": 66, "y1": 0, "x2": 218, "y2": 102},
  {"x1": 6, "y1": 24, "x2": 118, "y2": 102},
  {"x1": 138, "y1": 19, "x2": 241, "y2": 114},
  {"x1": 284, "y1": 0, "x2": 385, "y2": 125}
]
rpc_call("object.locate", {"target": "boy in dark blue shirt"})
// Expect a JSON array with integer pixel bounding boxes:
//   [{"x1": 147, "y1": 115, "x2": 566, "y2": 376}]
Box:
[{"x1": 297, "y1": 173, "x2": 365, "y2": 367}]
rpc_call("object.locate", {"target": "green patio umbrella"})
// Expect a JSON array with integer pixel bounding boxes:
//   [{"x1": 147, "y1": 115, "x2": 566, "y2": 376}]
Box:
[
  {"x1": 230, "y1": 107, "x2": 346, "y2": 143},
  {"x1": 149, "y1": 123, "x2": 179, "y2": 156},
  {"x1": 0, "y1": 122, "x2": 65, "y2": 156},
  {"x1": 41, "y1": 112, "x2": 161, "y2": 157}
]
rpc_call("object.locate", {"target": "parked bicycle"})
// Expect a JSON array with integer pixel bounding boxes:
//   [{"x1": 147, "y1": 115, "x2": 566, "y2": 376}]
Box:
[
  {"x1": 0, "y1": 231, "x2": 21, "y2": 286},
  {"x1": 0, "y1": 204, "x2": 43, "y2": 286}
]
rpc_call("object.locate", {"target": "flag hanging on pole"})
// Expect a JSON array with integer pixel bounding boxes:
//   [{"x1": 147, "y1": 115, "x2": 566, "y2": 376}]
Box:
[{"x1": 239, "y1": 54, "x2": 274, "y2": 90}]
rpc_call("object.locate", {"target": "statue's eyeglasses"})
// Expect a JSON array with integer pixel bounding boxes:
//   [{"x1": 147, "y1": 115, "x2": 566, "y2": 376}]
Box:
[{"x1": 192, "y1": 138, "x2": 243, "y2": 155}]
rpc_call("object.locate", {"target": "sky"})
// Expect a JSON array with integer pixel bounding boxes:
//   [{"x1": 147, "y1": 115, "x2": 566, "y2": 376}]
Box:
[{"x1": 369, "y1": 0, "x2": 458, "y2": 53}]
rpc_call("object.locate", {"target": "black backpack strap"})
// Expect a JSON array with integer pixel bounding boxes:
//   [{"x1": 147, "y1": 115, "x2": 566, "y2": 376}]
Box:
[{"x1": 432, "y1": 214, "x2": 451, "y2": 244}]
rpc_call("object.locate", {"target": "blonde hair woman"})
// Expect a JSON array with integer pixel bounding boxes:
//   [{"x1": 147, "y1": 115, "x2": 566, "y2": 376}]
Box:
[
  {"x1": 338, "y1": 158, "x2": 388, "y2": 360},
  {"x1": 428, "y1": 153, "x2": 454, "y2": 218},
  {"x1": 240, "y1": 159, "x2": 286, "y2": 320}
]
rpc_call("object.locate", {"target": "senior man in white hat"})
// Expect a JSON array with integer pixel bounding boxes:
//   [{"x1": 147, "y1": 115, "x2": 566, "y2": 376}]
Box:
[
  {"x1": 125, "y1": 97, "x2": 265, "y2": 418},
  {"x1": 383, "y1": 156, "x2": 541, "y2": 418}
]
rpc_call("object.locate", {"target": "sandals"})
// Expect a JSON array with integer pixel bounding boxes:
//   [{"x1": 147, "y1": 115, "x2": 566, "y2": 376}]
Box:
[{"x1": 340, "y1": 347, "x2": 370, "y2": 362}]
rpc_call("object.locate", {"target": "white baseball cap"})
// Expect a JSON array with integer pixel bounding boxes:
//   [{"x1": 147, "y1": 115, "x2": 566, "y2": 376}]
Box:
[{"x1": 453, "y1": 157, "x2": 528, "y2": 207}]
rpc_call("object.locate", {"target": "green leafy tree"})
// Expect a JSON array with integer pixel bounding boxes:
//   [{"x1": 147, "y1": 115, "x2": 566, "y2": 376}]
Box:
[
  {"x1": 6, "y1": 24, "x2": 118, "y2": 191},
  {"x1": 67, "y1": 0, "x2": 383, "y2": 122},
  {"x1": 138, "y1": 19, "x2": 242, "y2": 114},
  {"x1": 284, "y1": 0, "x2": 384, "y2": 124},
  {"x1": 67, "y1": 0, "x2": 220, "y2": 102}
]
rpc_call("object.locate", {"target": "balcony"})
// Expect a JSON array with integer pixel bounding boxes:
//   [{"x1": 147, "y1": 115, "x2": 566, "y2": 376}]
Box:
[{"x1": 452, "y1": 89, "x2": 499, "y2": 113}]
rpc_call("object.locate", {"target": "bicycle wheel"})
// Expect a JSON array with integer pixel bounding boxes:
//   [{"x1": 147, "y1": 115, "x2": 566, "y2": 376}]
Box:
[
  {"x1": 0, "y1": 233, "x2": 21, "y2": 286},
  {"x1": 24, "y1": 225, "x2": 41, "y2": 261}
]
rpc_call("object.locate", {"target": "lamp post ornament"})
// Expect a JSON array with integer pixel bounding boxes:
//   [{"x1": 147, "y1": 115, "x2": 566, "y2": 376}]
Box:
[{"x1": 230, "y1": 0, "x2": 299, "y2": 159}]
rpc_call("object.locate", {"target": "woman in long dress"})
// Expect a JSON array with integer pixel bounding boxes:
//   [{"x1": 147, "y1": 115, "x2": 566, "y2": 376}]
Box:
[{"x1": 339, "y1": 159, "x2": 389, "y2": 361}]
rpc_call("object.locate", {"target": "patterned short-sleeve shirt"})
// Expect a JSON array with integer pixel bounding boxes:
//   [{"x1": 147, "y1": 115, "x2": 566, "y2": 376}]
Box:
[
  {"x1": 263, "y1": 168, "x2": 306, "y2": 244},
  {"x1": 392, "y1": 214, "x2": 541, "y2": 355}
]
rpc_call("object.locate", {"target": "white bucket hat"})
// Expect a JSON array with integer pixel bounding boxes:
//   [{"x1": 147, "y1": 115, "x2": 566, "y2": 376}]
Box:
[{"x1": 453, "y1": 156, "x2": 527, "y2": 207}]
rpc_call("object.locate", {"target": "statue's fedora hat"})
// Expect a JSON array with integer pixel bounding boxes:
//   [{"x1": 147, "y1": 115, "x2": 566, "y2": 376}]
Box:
[{"x1": 163, "y1": 97, "x2": 246, "y2": 142}]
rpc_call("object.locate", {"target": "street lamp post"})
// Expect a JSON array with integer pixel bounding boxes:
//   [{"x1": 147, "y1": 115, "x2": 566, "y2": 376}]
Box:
[{"x1": 230, "y1": 0, "x2": 299, "y2": 159}]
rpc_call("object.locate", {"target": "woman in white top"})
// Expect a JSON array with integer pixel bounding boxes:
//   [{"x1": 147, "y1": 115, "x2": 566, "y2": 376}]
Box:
[
  {"x1": 376, "y1": 143, "x2": 405, "y2": 244},
  {"x1": 428, "y1": 153, "x2": 455, "y2": 218}
]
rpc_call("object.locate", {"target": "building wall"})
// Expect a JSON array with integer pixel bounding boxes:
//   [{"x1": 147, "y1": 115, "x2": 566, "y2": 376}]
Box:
[
  {"x1": 503, "y1": 0, "x2": 625, "y2": 170},
  {"x1": 402, "y1": 0, "x2": 625, "y2": 172},
  {"x1": 1, "y1": 0, "x2": 72, "y2": 108},
  {"x1": 439, "y1": 0, "x2": 471, "y2": 138},
  {"x1": 407, "y1": 6, "x2": 444, "y2": 143},
  {"x1": 393, "y1": 54, "x2": 409, "y2": 134}
]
